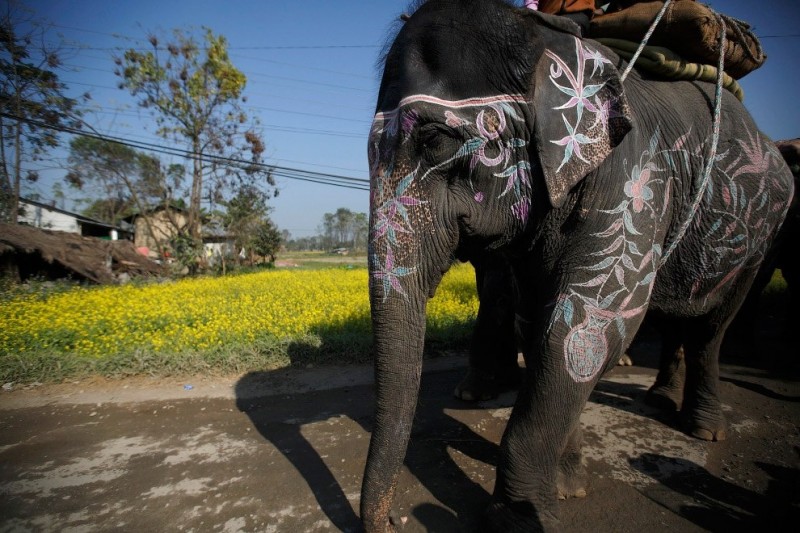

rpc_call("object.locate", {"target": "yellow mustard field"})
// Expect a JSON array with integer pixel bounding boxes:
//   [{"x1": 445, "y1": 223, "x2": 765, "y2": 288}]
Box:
[{"x1": 0, "y1": 262, "x2": 478, "y2": 360}]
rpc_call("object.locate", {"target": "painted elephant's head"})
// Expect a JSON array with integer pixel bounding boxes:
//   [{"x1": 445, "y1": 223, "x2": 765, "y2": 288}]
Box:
[{"x1": 362, "y1": 0, "x2": 632, "y2": 528}]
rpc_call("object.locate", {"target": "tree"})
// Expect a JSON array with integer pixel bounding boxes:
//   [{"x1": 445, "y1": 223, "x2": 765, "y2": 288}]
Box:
[
  {"x1": 51, "y1": 181, "x2": 65, "y2": 209},
  {"x1": 114, "y1": 27, "x2": 275, "y2": 245},
  {"x1": 66, "y1": 137, "x2": 136, "y2": 224},
  {"x1": 251, "y1": 218, "x2": 282, "y2": 264},
  {"x1": 0, "y1": 2, "x2": 87, "y2": 222},
  {"x1": 66, "y1": 136, "x2": 186, "y2": 251},
  {"x1": 352, "y1": 212, "x2": 368, "y2": 251},
  {"x1": 220, "y1": 183, "x2": 270, "y2": 263},
  {"x1": 285, "y1": 235, "x2": 322, "y2": 252},
  {"x1": 320, "y1": 207, "x2": 368, "y2": 251}
]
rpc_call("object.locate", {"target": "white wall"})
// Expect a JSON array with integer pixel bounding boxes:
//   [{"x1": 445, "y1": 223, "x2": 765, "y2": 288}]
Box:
[{"x1": 18, "y1": 201, "x2": 81, "y2": 233}]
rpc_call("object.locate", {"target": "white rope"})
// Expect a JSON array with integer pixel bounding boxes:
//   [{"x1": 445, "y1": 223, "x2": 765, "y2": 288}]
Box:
[
  {"x1": 658, "y1": 14, "x2": 727, "y2": 265},
  {"x1": 619, "y1": 0, "x2": 674, "y2": 82},
  {"x1": 604, "y1": 0, "x2": 728, "y2": 265}
]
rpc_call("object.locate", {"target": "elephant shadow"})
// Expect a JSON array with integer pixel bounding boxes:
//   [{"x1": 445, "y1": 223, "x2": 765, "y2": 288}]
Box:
[
  {"x1": 629, "y1": 451, "x2": 800, "y2": 530},
  {"x1": 233, "y1": 316, "x2": 795, "y2": 532},
  {"x1": 234, "y1": 317, "x2": 510, "y2": 532}
]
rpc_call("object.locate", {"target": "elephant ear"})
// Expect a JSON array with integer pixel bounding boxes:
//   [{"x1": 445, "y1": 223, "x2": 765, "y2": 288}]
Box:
[{"x1": 532, "y1": 35, "x2": 633, "y2": 208}]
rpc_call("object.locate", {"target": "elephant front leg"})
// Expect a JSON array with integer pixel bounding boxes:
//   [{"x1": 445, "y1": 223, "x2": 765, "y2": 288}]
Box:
[{"x1": 483, "y1": 361, "x2": 597, "y2": 531}]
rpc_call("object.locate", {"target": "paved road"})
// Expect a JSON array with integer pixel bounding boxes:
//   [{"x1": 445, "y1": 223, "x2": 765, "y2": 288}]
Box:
[{"x1": 1, "y1": 341, "x2": 799, "y2": 532}]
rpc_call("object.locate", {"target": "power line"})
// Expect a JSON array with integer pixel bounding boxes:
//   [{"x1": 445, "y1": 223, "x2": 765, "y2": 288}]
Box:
[
  {"x1": 58, "y1": 44, "x2": 381, "y2": 52},
  {"x1": 59, "y1": 76, "x2": 373, "y2": 119},
  {"x1": 2, "y1": 112, "x2": 371, "y2": 192}
]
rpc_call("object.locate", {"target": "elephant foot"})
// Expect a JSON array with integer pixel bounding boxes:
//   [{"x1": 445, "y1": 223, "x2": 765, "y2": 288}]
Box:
[
  {"x1": 617, "y1": 352, "x2": 633, "y2": 366},
  {"x1": 556, "y1": 466, "x2": 588, "y2": 500},
  {"x1": 454, "y1": 365, "x2": 522, "y2": 402},
  {"x1": 645, "y1": 384, "x2": 682, "y2": 412},
  {"x1": 680, "y1": 408, "x2": 728, "y2": 442},
  {"x1": 362, "y1": 516, "x2": 398, "y2": 533},
  {"x1": 482, "y1": 501, "x2": 560, "y2": 533},
  {"x1": 557, "y1": 443, "x2": 588, "y2": 500}
]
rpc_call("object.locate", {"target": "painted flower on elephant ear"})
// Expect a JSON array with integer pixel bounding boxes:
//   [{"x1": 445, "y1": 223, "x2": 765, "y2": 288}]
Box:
[
  {"x1": 552, "y1": 114, "x2": 596, "y2": 172},
  {"x1": 546, "y1": 41, "x2": 604, "y2": 118},
  {"x1": 583, "y1": 45, "x2": 613, "y2": 77}
]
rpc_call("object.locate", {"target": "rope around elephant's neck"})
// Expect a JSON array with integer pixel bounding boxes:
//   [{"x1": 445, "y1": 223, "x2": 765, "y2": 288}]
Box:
[{"x1": 658, "y1": 13, "x2": 726, "y2": 266}]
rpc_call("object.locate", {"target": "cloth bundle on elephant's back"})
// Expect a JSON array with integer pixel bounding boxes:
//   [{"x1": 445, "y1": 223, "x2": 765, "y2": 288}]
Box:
[{"x1": 589, "y1": 0, "x2": 766, "y2": 79}]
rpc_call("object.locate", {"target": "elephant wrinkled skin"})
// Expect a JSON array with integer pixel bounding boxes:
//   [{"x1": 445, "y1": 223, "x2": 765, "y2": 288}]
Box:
[{"x1": 361, "y1": 1, "x2": 795, "y2": 531}]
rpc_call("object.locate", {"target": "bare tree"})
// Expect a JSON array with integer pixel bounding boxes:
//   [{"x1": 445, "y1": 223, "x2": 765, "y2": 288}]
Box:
[{"x1": 0, "y1": 1, "x2": 87, "y2": 222}]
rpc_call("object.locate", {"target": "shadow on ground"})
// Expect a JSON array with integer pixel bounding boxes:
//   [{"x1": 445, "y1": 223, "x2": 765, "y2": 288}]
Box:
[{"x1": 233, "y1": 301, "x2": 800, "y2": 531}]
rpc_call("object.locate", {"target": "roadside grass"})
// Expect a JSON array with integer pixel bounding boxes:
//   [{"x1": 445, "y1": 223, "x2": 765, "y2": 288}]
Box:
[{"x1": 0, "y1": 259, "x2": 476, "y2": 384}]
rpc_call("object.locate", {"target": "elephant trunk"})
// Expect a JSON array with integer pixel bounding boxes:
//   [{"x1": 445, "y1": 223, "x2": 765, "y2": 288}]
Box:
[
  {"x1": 360, "y1": 293, "x2": 426, "y2": 531},
  {"x1": 361, "y1": 216, "x2": 450, "y2": 530}
]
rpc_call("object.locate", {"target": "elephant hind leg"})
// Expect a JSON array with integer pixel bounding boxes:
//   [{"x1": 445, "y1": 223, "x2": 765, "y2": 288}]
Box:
[
  {"x1": 454, "y1": 258, "x2": 520, "y2": 401},
  {"x1": 454, "y1": 361, "x2": 522, "y2": 401},
  {"x1": 645, "y1": 317, "x2": 686, "y2": 412},
  {"x1": 679, "y1": 320, "x2": 729, "y2": 442},
  {"x1": 645, "y1": 341, "x2": 686, "y2": 412},
  {"x1": 453, "y1": 325, "x2": 521, "y2": 401}
]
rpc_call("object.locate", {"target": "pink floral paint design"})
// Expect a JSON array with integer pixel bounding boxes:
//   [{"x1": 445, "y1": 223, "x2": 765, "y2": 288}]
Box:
[
  {"x1": 552, "y1": 124, "x2": 792, "y2": 383},
  {"x1": 372, "y1": 167, "x2": 424, "y2": 247},
  {"x1": 372, "y1": 245, "x2": 416, "y2": 302},
  {"x1": 369, "y1": 95, "x2": 532, "y2": 301},
  {"x1": 551, "y1": 115, "x2": 595, "y2": 171},
  {"x1": 687, "y1": 123, "x2": 791, "y2": 302},
  {"x1": 545, "y1": 38, "x2": 614, "y2": 173}
]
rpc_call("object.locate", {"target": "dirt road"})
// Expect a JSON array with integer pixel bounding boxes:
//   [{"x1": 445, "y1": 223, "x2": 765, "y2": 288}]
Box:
[{"x1": 1, "y1": 336, "x2": 798, "y2": 532}]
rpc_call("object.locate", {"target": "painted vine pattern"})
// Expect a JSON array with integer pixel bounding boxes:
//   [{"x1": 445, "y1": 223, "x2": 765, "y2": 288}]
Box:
[
  {"x1": 551, "y1": 124, "x2": 790, "y2": 382},
  {"x1": 551, "y1": 129, "x2": 668, "y2": 382},
  {"x1": 367, "y1": 40, "x2": 791, "y2": 384}
]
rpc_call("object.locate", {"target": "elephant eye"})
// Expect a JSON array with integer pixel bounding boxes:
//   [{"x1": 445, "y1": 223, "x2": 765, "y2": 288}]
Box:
[{"x1": 418, "y1": 123, "x2": 459, "y2": 161}]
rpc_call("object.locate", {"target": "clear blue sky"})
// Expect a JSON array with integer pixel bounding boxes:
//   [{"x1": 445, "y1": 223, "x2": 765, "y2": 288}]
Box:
[{"x1": 19, "y1": 0, "x2": 800, "y2": 238}]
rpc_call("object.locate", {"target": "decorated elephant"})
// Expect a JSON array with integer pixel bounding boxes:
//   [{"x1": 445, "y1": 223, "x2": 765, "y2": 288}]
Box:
[{"x1": 362, "y1": 0, "x2": 795, "y2": 530}]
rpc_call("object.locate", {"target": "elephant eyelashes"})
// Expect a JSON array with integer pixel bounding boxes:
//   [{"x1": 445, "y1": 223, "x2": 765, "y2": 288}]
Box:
[{"x1": 418, "y1": 124, "x2": 460, "y2": 161}]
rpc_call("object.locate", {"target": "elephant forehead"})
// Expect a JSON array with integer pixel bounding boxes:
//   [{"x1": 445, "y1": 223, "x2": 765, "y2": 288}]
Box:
[
  {"x1": 369, "y1": 93, "x2": 530, "y2": 164},
  {"x1": 373, "y1": 93, "x2": 529, "y2": 122}
]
